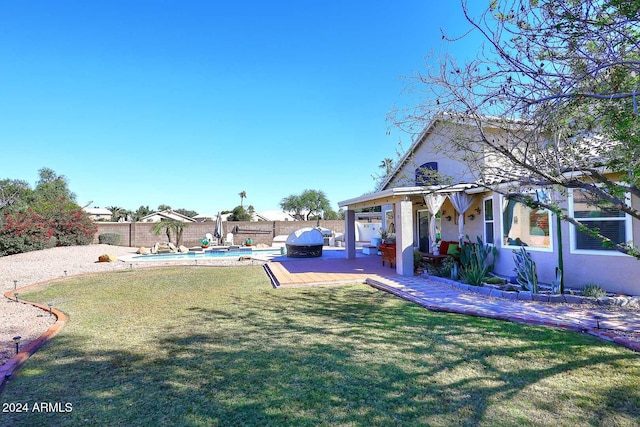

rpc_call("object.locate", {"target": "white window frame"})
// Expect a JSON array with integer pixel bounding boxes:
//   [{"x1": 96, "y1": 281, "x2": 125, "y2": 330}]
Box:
[
  {"x1": 568, "y1": 188, "x2": 632, "y2": 256},
  {"x1": 483, "y1": 196, "x2": 495, "y2": 245},
  {"x1": 500, "y1": 194, "x2": 554, "y2": 253}
]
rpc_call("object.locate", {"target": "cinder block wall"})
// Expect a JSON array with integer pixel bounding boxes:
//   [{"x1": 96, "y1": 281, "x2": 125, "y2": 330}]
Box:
[{"x1": 94, "y1": 220, "x2": 352, "y2": 248}]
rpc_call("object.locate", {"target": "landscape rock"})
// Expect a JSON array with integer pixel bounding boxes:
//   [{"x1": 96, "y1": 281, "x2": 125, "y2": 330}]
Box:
[
  {"x1": 137, "y1": 247, "x2": 150, "y2": 254},
  {"x1": 178, "y1": 245, "x2": 189, "y2": 253},
  {"x1": 98, "y1": 254, "x2": 117, "y2": 263}
]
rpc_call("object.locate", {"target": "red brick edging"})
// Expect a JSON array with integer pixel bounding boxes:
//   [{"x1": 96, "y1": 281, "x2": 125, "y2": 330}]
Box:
[{"x1": 0, "y1": 286, "x2": 68, "y2": 394}]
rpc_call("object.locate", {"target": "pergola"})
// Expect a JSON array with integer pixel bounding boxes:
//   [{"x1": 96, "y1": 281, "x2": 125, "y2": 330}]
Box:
[{"x1": 338, "y1": 184, "x2": 479, "y2": 276}]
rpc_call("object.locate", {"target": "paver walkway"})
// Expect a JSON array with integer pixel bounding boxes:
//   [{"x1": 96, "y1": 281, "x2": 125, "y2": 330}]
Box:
[{"x1": 266, "y1": 250, "x2": 640, "y2": 353}]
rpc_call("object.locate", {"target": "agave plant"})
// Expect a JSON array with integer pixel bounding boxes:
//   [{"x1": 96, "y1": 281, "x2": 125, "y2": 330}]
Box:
[{"x1": 513, "y1": 247, "x2": 538, "y2": 293}]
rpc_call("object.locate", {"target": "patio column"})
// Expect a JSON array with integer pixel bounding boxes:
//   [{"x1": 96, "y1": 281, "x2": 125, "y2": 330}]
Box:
[
  {"x1": 344, "y1": 208, "x2": 356, "y2": 259},
  {"x1": 395, "y1": 198, "x2": 414, "y2": 276}
]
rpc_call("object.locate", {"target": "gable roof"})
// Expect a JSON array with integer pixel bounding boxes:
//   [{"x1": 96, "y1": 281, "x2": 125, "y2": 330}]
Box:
[{"x1": 139, "y1": 210, "x2": 197, "y2": 223}]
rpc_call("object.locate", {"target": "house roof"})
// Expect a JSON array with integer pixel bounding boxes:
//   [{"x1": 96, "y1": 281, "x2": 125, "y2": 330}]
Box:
[
  {"x1": 255, "y1": 210, "x2": 297, "y2": 221},
  {"x1": 139, "y1": 210, "x2": 197, "y2": 223},
  {"x1": 83, "y1": 207, "x2": 113, "y2": 216},
  {"x1": 380, "y1": 113, "x2": 527, "y2": 190},
  {"x1": 338, "y1": 183, "x2": 478, "y2": 210}
]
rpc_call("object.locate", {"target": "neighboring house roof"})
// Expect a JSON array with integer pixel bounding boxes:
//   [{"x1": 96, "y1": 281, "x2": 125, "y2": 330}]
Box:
[
  {"x1": 139, "y1": 210, "x2": 197, "y2": 223},
  {"x1": 83, "y1": 207, "x2": 113, "y2": 216},
  {"x1": 193, "y1": 214, "x2": 216, "y2": 222},
  {"x1": 255, "y1": 210, "x2": 297, "y2": 221}
]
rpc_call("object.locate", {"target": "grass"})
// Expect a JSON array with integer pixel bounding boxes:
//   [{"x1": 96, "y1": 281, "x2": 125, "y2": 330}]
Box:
[{"x1": 1, "y1": 266, "x2": 639, "y2": 426}]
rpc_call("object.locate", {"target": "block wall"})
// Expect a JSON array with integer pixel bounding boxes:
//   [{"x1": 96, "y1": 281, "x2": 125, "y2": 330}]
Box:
[{"x1": 94, "y1": 220, "x2": 354, "y2": 248}]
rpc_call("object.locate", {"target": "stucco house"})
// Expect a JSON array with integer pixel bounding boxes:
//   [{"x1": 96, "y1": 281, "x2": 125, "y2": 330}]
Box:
[{"x1": 339, "y1": 116, "x2": 639, "y2": 295}]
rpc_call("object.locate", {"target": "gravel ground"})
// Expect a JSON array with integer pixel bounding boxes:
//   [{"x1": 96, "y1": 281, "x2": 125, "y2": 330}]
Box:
[{"x1": 0, "y1": 244, "x2": 265, "y2": 367}]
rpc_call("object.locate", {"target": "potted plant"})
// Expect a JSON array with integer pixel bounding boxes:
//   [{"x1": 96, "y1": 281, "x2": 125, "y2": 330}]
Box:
[
  {"x1": 199, "y1": 238, "x2": 210, "y2": 248},
  {"x1": 414, "y1": 250, "x2": 425, "y2": 275}
]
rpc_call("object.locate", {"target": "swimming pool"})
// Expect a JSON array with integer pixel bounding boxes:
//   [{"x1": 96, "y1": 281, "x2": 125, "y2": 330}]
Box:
[{"x1": 132, "y1": 247, "x2": 284, "y2": 261}]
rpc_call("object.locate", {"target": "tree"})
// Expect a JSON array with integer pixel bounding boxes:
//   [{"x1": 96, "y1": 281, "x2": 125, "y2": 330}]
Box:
[
  {"x1": 238, "y1": 191, "x2": 247, "y2": 208},
  {"x1": 174, "y1": 208, "x2": 199, "y2": 218},
  {"x1": 106, "y1": 206, "x2": 126, "y2": 222},
  {"x1": 132, "y1": 205, "x2": 152, "y2": 222},
  {"x1": 0, "y1": 179, "x2": 31, "y2": 212},
  {"x1": 279, "y1": 194, "x2": 304, "y2": 220},
  {"x1": 226, "y1": 205, "x2": 252, "y2": 222},
  {"x1": 280, "y1": 190, "x2": 333, "y2": 222},
  {"x1": 392, "y1": 0, "x2": 640, "y2": 257},
  {"x1": 379, "y1": 158, "x2": 395, "y2": 175},
  {"x1": 152, "y1": 219, "x2": 188, "y2": 246},
  {"x1": 33, "y1": 167, "x2": 76, "y2": 204},
  {"x1": 157, "y1": 204, "x2": 172, "y2": 212}
]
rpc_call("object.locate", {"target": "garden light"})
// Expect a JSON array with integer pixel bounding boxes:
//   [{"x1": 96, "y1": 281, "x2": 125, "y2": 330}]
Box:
[
  {"x1": 594, "y1": 315, "x2": 602, "y2": 329},
  {"x1": 13, "y1": 336, "x2": 21, "y2": 354},
  {"x1": 48, "y1": 303, "x2": 53, "y2": 316},
  {"x1": 13, "y1": 280, "x2": 17, "y2": 290},
  {"x1": 13, "y1": 293, "x2": 19, "y2": 302}
]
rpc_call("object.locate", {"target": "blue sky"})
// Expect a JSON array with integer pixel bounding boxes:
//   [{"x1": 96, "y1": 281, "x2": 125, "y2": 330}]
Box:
[{"x1": 0, "y1": 1, "x2": 483, "y2": 216}]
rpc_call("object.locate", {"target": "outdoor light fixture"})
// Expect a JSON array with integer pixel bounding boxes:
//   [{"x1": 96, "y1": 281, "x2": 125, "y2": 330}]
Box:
[
  {"x1": 48, "y1": 303, "x2": 53, "y2": 317},
  {"x1": 13, "y1": 336, "x2": 21, "y2": 354},
  {"x1": 14, "y1": 293, "x2": 19, "y2": 302},
  {"x1": 594, "y1": 315, "x2": 602, "y2": 329},
  {"x1": 13, "y1": 280, "x2": 17, "y2": 290},
  {"x1": 446, "y1": 216, "x2": 452, "y2": 222},
  {"x1": 130, "y1": 263, "x2": 133, "y2": 270},
  {"x1": 64, "y1": 270, "x2": 67, "y2": 277},
  {"x1": 468, "y1": 214, "x2": 476, "y2": 221}
]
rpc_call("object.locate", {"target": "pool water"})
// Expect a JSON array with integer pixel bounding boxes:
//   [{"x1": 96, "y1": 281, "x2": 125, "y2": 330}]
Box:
[{"x1": 132, "y1": 247, "x2": 283, "y2": 261}]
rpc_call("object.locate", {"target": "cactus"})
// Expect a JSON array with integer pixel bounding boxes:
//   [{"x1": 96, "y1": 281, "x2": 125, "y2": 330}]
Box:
[
  {"x1": 550, "y1": 267, "x2": 562, "y2": 294},
  {"x1": 512, "y1": 247, "x2": 538, "y2": 293}
]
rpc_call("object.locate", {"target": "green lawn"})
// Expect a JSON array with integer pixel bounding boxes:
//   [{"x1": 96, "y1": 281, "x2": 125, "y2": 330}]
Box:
[{"x1": 1, "y1": 266, "x2": 639, "y2": 426}]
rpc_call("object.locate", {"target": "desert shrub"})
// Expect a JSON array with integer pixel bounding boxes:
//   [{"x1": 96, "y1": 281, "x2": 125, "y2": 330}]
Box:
[
  {"x1": 483, "y1": 276, "x2": 504, "y2": 285},
  {"x1": 0, "y1": 210, "x2": 56, "y2": 256},
  {"x1": 583, "y1": 283, "x2": 607, "y2": 298},
  {"x1": 0, "y1": 199, "x2": 97, "y2": 256},
  {"x1": 47, "y1": 206, "x2": 97, "y2": 246},
  {"x1": 460, "y1": 263, "x2": 488, "y2": 286},
  {"x1": 99, "y1": 233, "x2": 121, "y2": 246}
]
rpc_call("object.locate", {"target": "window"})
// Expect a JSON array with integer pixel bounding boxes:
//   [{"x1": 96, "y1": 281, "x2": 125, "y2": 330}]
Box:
[
  {"x1": 502, "y1": 198, "x2": 552, "y2": 250},
  {"x1": 569, "y1": 189, "x2": 631, "y2": 253},
  {"x1": 415, "y1": 162, "x2": 438, "y2": 186},
  {"x1": 483, "y1": 197, "x2": 494, "y2": 244}
]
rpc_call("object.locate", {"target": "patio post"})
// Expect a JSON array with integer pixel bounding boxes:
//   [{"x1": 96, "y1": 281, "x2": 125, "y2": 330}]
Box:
[
  {"x1": 345, "y1": 209, "x2": 356, "y2": 259},
  {"x1": 396, "y1": 198, "x2": 414, "y2": 276}
]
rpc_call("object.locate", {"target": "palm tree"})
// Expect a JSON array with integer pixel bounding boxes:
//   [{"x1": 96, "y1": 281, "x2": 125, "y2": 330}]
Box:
[
  {"x1": 152, "y1": 219, "x2": 189, "y2": 246},
  {"x1": 106, "y1": 206, "x2": 124, "y2": 222},
  {"x1": 239, "y1": 191, "x2": 247, "y2": 208}
]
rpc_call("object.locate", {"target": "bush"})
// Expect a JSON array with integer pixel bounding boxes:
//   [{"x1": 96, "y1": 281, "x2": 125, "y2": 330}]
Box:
[
  {"x1": 99, "y1": 233, "x2": 122, "y2": 246},
  {"x1": 48, "y1": 206, "x2": 97, "y2": 246},
  {"x1": 427, "y1": 256, "x2": 456, "y2": 278},
  {"x1": 583, "y1": 283, "x2": 607, "y2": 298},
  {"x1": 483, "y1": 276, "x2": 504, "y2": 285},
  {"x1": 0, "y1": 210, "x2": 56, "y2": 256},
  {"x1": 0, "y1": 199, "x2": 97, "y2": 256}
]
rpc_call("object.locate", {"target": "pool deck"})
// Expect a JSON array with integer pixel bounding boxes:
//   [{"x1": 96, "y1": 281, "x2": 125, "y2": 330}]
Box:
[{"x1": 265, "y1": 248, "x2": 640, "y2": 353}]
